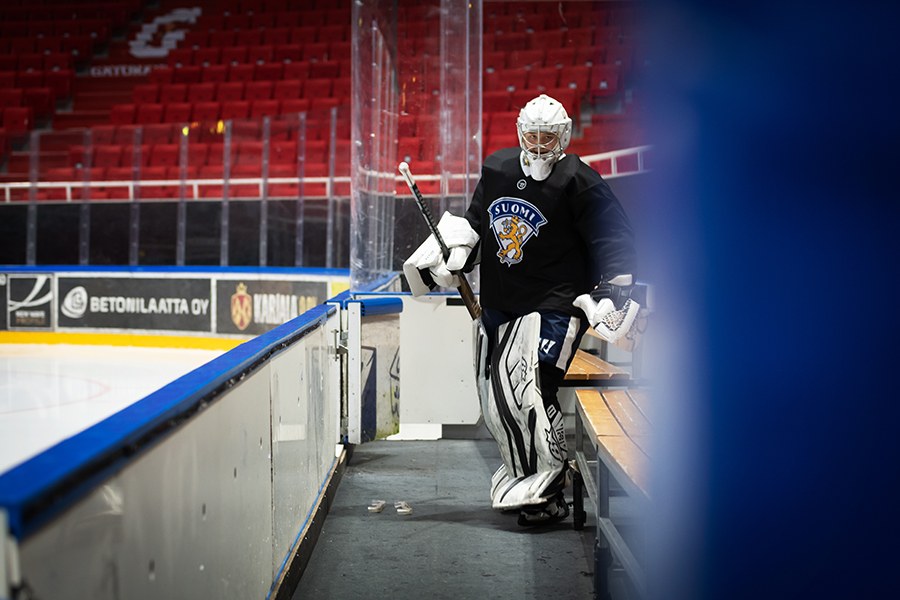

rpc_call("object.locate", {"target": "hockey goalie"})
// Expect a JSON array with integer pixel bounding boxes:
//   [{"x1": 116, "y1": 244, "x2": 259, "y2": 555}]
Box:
[{"x1": 404, "y1": 94, "x2": 639, "y2": 525}]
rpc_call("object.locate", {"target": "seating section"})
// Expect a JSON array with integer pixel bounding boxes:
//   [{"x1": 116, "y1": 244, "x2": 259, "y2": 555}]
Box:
[
  {"x1": 0, "y1": 0, "x2": 138, "y2": 170},
  {"x1": 398, "y1": 1, "x2": 646, "y2": 160},
  {"x1": 1, "y1": 0, "x2": 646, "y2": 197}
]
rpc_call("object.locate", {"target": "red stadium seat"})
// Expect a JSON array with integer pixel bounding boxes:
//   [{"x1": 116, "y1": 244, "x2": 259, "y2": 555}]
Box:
[
  {"x1": 187, "y1": 82, "x2": 216, "y2": 103},
  {"x1": 113, "y1": 125, "x2": 139, "y2": 145},
  {"x1": 43, "y1": 52, "x2": 72, "y2": 71},
  {"x1": 311, "y1": 97, "x2": 342, "y2": 111},
  {"x1": 111, "y1": 104, "x2": 136, "y2": 126},
  {"x1": 559, "y1": 65, "x2": 591, "y2": 92},
  {"x1": 0, "y1": 89, "x2": 24, "y2": 107},
  {"x1": 201, "y1": 64, "x2": 229, "y2": 83},
  {"x1": 509, "y1": 49, "x2": 545, "y2": 69},
  {"x1": 262, "y1": 28, "x2": 291, "y2": 46},
  {"x1": 302, "y1": 43, "x2": 329, "y2": 62},
  {"x1": 283, "y1": 62, "x2": 310, "y2": 80},
  {"x1": 228, "y1": 64, "x2": 255, "y2": 82},
  {"x1": 589, "y1": 64, "x2": 621, "y2": 98},
  {"x1": 398, "y1": 137, "x2": 422, "y2": 162},
  {"x1": 527, "y1": 67, "x2": 561, "y2": 91},
  {"x1": 309, "y1": 61, "x2": 341, "y2": 79},
  {"x1": 91, "y1": 125, "x2": 116, "y2": 145},
  {"x1": 221, "y1": 101, "x2": 250, "y2": 120},
  {"x1": 245, "y1": 81, "x2": 273, "y2": 102},
  {"x1": 193, "y1": 47, "x2": 220, "y2": 66},
  {"x1": 545, "y1": 47, "x2": 578, "y2": 68},
  {"x1": 279, "y1": 98, "x2": 311, "y2": 115},
  {"x1": 563, "y1": 27, "x2": 595, "y2": 47},
  {"x1": 93, "y1": 145, "x2": 124, "y2": 168},
  {"x1": 216, "y1": 82, "x2": 245, "y2": 102},
  {"x1": 273, "y1": 80, "x2": 303, "y2": 101},
  {"x1": 247, "y1": 45, "x2": 275, "y2": 64},
  {"x1": 181, "y1": 142, "x2": 207, "y2": 168},
  {"x1": 142, "y1": 124, "x2": 173, "y2": 144},
  {"x1": 172, "y1": 66, "x2": 202, "y2": 84},
  {"x1": 163, "y1": 103, "x2": 192, "y2": 124},
  {"x1": 483, "y1": 90, "x2": 512, "y2": 112},
  {"x1": 235, "y1": 30, "x2": 261, "y2": 47},
  {"x1": 254, "y1": 63, "x2": 283, "y2": 82},
  {"x1": 148, "y1": 144, "x2": 180, "y2": 168},
  {"x1": 331, "y1": 78, "x2": 350, "y2": 100},
  {"x1": 2, "y1": 106, "x2": 34, "y2": 134},
  {"x1": 220, "y1": 46, "x2": 248, "y2": 65},
  {"x1": 273, "y1": 45, "x2": 303, "y2": 63},
  {"x1": 149, "y1": 67, "x2": 174, "y2": 85},
  {"x1": 159, "y1": 84, "x2": 188, "y2": 103},
  {"x1": 250, "y1": 100, "x2": 280, "y2": 118},
  {"x1": 167, "y1": 48, "x2": 193, "y2": 68},
  {"x1": 208, "y1": 31, "x2": 235, "y2": 47},
  {"x1": 17, "y1": 53, "x2": 44, "y2": 71},
  {"x1": 304, "y1": 79, "x2": 332, "y2": 98},
  {"x1": 270, "y1": 140, "x2": 297, "y2": 164},
  {"x1": 133, "y1": 84, "x2": 160, "y2": 104},
  {"x1": 191, "y1": 102, "x2": 220, "y2": 123}
]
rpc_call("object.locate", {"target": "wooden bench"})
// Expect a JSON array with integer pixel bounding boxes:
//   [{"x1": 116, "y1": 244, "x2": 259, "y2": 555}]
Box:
[
  {"x1": 572, "y1": 387, "x2": 651, "y2": 599},
  {"x1": 563, "y1": 348, "x2": 631, "y2": 386}
]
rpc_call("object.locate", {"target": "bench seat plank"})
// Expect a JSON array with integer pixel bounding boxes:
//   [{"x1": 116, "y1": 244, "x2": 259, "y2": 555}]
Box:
[
  {"x1": 564, "y1": 349, "x2": 631, "y2": 383},
  {"x1": 576, "y1": 388, "x2": 650, "y2": 499},
  {"x1": 603, "y1": 389, "x2": 651, "y2": 452}
]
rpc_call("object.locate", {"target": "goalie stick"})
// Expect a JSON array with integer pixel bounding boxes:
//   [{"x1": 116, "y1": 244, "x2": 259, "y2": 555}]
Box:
[{"x1": 398, "y1": 161, "x2": 482, "y2": 320}]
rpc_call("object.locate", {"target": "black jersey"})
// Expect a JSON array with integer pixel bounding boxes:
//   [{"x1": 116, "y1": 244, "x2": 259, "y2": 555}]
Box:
[{"x1": 464, "y1": 147, "x2": 636, "y2": 317}]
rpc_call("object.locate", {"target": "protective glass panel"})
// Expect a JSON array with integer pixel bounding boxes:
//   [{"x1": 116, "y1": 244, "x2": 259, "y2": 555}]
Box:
[{"x1": 350, "y1": 0, "x2": 482, "y2": 291}]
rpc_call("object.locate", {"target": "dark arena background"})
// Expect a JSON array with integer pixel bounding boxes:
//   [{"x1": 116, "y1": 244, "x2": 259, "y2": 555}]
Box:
[{"x1": 2, "y1": 1, "x2": 900, "y2": 600}]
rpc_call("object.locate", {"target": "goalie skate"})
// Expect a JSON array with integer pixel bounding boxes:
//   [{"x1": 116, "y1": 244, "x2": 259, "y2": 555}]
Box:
[{"x1": 517, "y1": 493, "x2": 570, "y2": 526}]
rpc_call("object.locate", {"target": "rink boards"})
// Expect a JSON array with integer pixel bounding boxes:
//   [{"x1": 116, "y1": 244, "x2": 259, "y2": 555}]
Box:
[{"x1": 0, "y1": 267, "x2": 349, "y2": 599}]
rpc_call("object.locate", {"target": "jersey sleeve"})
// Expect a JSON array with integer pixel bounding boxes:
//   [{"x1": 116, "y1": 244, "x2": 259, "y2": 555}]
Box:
[
  {"x1": 576, "y1": 175, "x2": 637, "y2": 283},
  {"x1": 464, "y1": 172, "x2": 485, "y2": 233}
]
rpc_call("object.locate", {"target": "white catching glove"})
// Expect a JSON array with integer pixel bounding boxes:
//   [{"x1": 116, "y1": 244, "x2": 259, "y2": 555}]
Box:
[
  {"x1": 403, "y1": 212, "x2": 479, "y2": 296},
  {"x1": 573, "y1": 274, "x2": 641, "y2": 344}
]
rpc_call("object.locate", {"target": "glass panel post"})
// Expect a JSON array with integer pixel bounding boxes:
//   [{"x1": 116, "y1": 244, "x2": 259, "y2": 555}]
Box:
[
  {"x1": 175, "y1": 123, "x2": 187, "y2": 266},
  {"x1": 259, "y1": 116, "x2": 270, "y2": 267},
  {"x1": 25, "y1": 130, "x2": 41, "y2": 264},
  {"x1": 219, "y1": 120, "x2": 232, "y2": 266},
  {"x1": 78, "y1": 129, "x2": 91, "y2": 265},
  {"x1": 326, "y1": 106, "x2": 338, "y2": 268},
  {"x1": 294, "y1": 112, "x2": 307, "y2": 267},
  {"x1": 129, "y1": 127, "x2": 142, "y2": 265}
]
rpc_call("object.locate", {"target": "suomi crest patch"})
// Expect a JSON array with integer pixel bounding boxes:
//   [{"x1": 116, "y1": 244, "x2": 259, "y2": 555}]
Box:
[{"x1": 488, "y1": 197, "x2": 548, "y2": 266}]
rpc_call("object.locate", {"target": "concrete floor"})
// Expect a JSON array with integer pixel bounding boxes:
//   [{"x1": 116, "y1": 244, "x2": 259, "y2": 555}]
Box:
[{"x1": 293, "y1": 439, "x2": 637, "y2": 600}]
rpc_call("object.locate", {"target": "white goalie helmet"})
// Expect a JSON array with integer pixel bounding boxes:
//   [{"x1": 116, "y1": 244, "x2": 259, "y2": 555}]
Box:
[{"x1": 517, "y1": 94, "x2": 572, "y2": 181}]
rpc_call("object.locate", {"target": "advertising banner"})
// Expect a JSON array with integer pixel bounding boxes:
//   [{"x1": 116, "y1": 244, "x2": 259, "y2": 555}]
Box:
[
  {"x1": 6, "y1": 273, "x2": 53, "y2": 330},
  {"x1": 216, "y1": 279, "x2": 328, "y2": 335},
  {"x1": 57, "y1": 277, "x2": 212, "y2": 332}
]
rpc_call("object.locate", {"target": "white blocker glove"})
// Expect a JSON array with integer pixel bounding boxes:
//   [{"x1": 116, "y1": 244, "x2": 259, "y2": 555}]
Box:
[
  {"x1": 402, "y1": 212, "x2": 479, "y2": 296},
  {"x1": 573, "y1": 274, "x2": 641, "y2": 344}
]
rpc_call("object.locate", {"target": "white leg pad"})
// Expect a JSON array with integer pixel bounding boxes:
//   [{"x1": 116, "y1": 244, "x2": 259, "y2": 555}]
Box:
[{"x1": 474, "y1": 313, "x2": 568, "y2": 510}]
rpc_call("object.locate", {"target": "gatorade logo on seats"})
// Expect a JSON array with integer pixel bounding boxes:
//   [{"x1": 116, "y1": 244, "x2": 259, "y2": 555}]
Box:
[{"x1": 129, "y1": 7, "x2": 202, "y2": 59}]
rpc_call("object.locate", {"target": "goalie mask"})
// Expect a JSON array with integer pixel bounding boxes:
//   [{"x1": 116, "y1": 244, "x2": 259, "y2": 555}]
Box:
[{"x1": 517, "y1": 94, "x2": 572, "y2": 181}]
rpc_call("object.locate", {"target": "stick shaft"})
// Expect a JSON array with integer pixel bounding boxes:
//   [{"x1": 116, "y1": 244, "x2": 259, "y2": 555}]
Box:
[{"x1": 400, "y1": 165, "x2": 482, "y2": 320}]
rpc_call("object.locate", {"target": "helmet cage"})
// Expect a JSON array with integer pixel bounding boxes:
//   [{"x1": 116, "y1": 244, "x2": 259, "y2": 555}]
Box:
[{"x1": 517, "y1": 122, "x2": 568, "y2": 162}]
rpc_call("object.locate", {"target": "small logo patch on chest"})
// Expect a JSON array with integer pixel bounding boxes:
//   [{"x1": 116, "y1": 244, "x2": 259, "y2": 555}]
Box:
[{"x1": 487, "y1": 197, "x2": 548, "y2": 266}]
